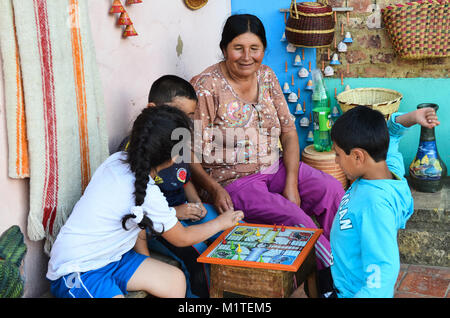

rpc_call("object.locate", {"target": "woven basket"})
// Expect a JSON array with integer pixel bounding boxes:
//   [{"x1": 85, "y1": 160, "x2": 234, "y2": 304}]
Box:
[
  {"x1": 302, "y1": 145, "x2": 348, "y2": 189},
  {"x1": 382, "y1": 0, "x2": 450, "y2": 59},
  {"x1": 336, "y1": 88, "x2": 403, "y2": 120},
  {"x1": 184, "y1": 0, "x2": 208, "y2": 10},
  {"x1": 285, "y1": 1, "x2": 335, "y2": 48}
]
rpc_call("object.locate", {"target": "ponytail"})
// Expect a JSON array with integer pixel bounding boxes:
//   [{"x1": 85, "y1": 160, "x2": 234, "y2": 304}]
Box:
[{"x1": 120, "y1": 105, "x2": 191, "y2": 238}]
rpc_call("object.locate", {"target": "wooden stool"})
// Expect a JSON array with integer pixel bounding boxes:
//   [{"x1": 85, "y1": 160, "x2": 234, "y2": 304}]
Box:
[{"x1": 209, "y1": 246, "x2": 319, "y2": 298}]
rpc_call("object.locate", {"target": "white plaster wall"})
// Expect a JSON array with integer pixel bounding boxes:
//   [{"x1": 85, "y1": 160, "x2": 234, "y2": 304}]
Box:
[
  {"x1": 89, "y1": 0, "x2": 230, "y2": 152},
  {"x1": 0, "y1": 0, "x2": 230, "y2": 297}
]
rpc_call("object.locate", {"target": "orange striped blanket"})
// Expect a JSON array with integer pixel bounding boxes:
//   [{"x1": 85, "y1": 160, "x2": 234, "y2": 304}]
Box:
[{"x1": 0, "y1": 0, "x2": 109, "y2": 254}]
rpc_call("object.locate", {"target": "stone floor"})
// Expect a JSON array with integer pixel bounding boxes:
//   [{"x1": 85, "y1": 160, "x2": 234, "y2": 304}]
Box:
[
  {"x1": 290, "y1": 263, "x2": 450, "y2": 298},
  {"x1": 394, "y1": 264, "x2": 450, "y2": 298}
]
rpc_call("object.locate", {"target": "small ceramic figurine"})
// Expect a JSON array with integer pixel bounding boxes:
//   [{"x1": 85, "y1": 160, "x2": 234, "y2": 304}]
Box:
[
  {"x1": 288, "y1": 92, "x2": 298, "y2": 103},
  {"x1": 330, "y1": 53, "x2": 341, "y2": 65},
  {"x1": 293, "y1": 54, "x2": 302, "y2": 66},
  {"x1": 110, "y1": 0, "x2": 125, "y2": 13},
  {"x1": 286, "y1": 43, "x2": 297, "y2": 53},
  {"x1": 283, "y1": 82, "x2": 291, "y2": 94},
  {"x1": 300, "y1": 115, "x2": 310, "y2": 127},
  {"x1": 123, "y1": 24, "x2": 138, "y2": 37},
  {"x1": 306, "y1": 130, "x2": 314, "y2": 142},
  {"x1": 324, "y1": 65, "x2": 334, "y2": 76},
  {"x1": 295, "y1": 103, "x2": 304, "y2": 115},
  {"x1": 338, "y1": 41, "x2": 348, "y2": 53},
  {"x1": 298, "y1": 67, "x2": 309, "y2": 78},
  {"x1": 343, "y1": 31, "x2": 353, "y2": 43}
]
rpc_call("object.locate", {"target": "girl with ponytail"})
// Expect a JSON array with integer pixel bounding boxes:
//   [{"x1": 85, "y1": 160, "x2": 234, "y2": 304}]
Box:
[{"x1": 47, "y1": 106, "x2": 243, "y2": 298}]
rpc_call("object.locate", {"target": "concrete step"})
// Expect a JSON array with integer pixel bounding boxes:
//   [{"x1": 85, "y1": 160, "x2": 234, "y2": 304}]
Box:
[{"x1": 398, "y1": 177, "x2": 449, "y2": 267}]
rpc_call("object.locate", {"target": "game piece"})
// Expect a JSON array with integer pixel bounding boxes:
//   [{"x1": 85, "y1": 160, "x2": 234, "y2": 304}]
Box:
[
  {"x1": 273, "y1": 224, "x2": 277, "y2": 231},
  {"x1": 222, "y1": 238, "x2": 226, "y2": 245},
  {"x1": 237, "y1": 244, "x2": 242, "y2": 254},
  {"x1": 259, "y1": 255, "x2": 264, "y2": 262},
  {"x1": 256, "y1": 228, "x2": 261, "y2": 237},
  {"x1": 230, "y1": 241, "x2": 235, "y2": 250},
  {"x1": 281, "y1": 224, "x2": 285, "y2": 232}
]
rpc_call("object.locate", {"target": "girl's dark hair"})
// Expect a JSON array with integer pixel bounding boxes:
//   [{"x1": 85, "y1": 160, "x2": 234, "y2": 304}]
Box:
[
  {"x1": 148, "y1": 75, "x2": 197, "y2": 105},
  {"x1": 121, "y1": 105, "x2": 192, "y2": 236},
  {"x1": 331, "y1": 106, "x2": 389, "y2": 162},
  {"x1": 219, "y1": 14, "x2": 267, "y2": 53}
]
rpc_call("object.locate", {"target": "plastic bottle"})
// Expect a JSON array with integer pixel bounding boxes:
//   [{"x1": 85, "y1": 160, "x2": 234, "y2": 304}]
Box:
[{"x1": 311, "y1": 69, "x2": 332, "y2": 152}]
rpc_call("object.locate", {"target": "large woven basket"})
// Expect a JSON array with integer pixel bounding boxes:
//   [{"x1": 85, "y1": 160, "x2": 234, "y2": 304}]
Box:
[
  {"x1": 336, "y1": 88, "x2": 403, "y2": 120},
  {"x1": 285, "y1": 1, "x2": 335, "y2": 48},
  {"x1": 382, "y1": 0, "x2": 450, "y2": 59}
]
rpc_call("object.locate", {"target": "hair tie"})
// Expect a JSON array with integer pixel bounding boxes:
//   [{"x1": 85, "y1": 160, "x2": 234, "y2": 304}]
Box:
[{"x1": 130, "y1": 206, "x2": 145, "y2": 224}]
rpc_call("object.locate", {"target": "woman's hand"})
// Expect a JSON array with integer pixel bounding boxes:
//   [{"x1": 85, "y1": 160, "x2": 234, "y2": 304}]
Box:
[
  {"x1": 282, "y1": 183, "x2": 301, "y2": 207},
  {"x1": 211, "y1": 186, "x2": 234, "y2": 214}
]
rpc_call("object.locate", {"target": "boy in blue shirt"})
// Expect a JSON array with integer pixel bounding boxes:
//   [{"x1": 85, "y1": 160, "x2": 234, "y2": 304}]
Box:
[{"x1": 328, "y1": 106, "x2": 440, "y2": 298}]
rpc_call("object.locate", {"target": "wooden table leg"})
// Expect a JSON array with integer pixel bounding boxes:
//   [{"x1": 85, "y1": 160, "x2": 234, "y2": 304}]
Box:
[{"x1": 306, "y1": 269, "x2": 319, "y2": 298}]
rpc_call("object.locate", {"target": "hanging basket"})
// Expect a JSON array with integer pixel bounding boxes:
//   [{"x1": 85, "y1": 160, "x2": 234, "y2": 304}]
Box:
[
  {"x1": 184, "y1": 0, "x2": 208, "y2": 10},
  {"x1": 336, "y1": 88, "x2": 403, "y2": 120},
  {"x1": 285, "y1": 1, "x2": 335, "y2": 48},
  {"x1": 382, "y1": 0, "x2": 450, "y2": 59}
]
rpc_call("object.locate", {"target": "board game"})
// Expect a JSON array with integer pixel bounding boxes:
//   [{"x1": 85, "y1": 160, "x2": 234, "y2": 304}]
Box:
[{"x1": 197, "y1": 223, "x2": 323, "y2": 272}]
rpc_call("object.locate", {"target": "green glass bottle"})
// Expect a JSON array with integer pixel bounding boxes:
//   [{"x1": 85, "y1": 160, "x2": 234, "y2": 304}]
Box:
[{"x1": 311, "y1": 70, "x2": 332, "y2": 152}]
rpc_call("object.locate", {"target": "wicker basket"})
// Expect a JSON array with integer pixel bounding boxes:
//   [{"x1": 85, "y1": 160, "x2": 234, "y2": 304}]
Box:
[
  {"x1": 382, "y1": 0, "x2": 450, "y2": 59},
  {"x1": 184, "y1": 0, "x2": 208, "y2": 10},
  {"x1": 336, "y1": 88, "x2": 403, "y2": 120},
  {"x1": 285, "y1": 1, "x2": 335, "y2": 48}
]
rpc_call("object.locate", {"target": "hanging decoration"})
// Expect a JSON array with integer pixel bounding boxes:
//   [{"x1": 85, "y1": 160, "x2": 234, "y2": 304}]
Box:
[
  {"x1": 293, "y1": 54, "x2": 302, "y2": 66},
  {"x1": 109, "y1": 0, "x2": 141, "y2": 38},
  {"x1": 343, "y1": 31, "x2": 353, "y2": 43},
  {"x1": 324, "y1": 65, "x2": 334, "y2": 76},
  {"x1": 329, "y1": 53, "x2": 340, "y2": 65},
  {"x1": 110, "y1": 0, "x2": 125, "y2": 13},
  {"x1": 123, "y1": 24, "x2": 138, "y2": 37},
  {"x1": 285, "y1": 0, "x2": 335, "y2": 48},
  {"x1": 117, "y1": 11, "x2": 132, "y2": 26}
]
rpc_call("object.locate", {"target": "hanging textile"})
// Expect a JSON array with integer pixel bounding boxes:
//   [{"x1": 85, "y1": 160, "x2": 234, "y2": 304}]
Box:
[{"x1": 0, "y1": 0, "x2": 109, "y2": 254}]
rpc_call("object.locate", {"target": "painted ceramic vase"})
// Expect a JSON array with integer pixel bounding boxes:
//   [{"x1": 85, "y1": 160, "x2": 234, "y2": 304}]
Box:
[{"x1": 409, "y1": 103, "x2": 447, "y2": 193}]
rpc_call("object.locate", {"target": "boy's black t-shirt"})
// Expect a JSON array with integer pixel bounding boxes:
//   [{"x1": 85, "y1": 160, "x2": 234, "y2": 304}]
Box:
[
  {"x1": 116, "y1": 136, "x2": 190, "y2": 207},
  {"x1": 155, "y1": 162, "x2": 190, "y2": 207}
]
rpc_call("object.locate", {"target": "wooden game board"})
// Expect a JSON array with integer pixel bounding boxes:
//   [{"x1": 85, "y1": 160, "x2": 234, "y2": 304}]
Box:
[{"x1": 197, "y1": 223, "x2": 322, "y2": 272}]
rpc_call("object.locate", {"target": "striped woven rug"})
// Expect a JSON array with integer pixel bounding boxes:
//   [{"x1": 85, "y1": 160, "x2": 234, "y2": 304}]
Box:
[{"x1": 0, "y1": 0, "x2": 109, "y2": 254}]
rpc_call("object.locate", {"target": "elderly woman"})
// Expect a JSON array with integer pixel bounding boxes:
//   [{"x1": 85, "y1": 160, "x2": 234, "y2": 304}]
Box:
[{"x1": 190, "y1": 14, "x2": 345, "y2": 269}]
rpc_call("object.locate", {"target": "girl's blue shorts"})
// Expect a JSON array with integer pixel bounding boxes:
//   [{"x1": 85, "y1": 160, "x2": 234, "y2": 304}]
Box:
[{"x1": 50, "y1": 249, "x2": 148, "y2": 298}]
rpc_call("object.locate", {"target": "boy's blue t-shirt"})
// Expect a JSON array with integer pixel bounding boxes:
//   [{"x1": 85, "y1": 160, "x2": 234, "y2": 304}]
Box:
[
  {"x1": 155, "y1": 162, "x2": 191, "y2": 207},
  {"x1": 330, "y1": 112, "x2": 414, "y2": 298}
]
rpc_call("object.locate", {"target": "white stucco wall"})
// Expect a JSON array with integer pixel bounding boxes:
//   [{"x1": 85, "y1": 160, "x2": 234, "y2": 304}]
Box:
[{"x1": 0, "y1": 0, "x2": 230, "y2": 297}]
